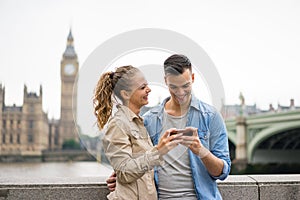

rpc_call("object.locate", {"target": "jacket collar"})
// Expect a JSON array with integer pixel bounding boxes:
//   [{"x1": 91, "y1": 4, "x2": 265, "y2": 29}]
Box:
[{"x1": 117, "y1": 104, "x2": 141, "y2": 122}]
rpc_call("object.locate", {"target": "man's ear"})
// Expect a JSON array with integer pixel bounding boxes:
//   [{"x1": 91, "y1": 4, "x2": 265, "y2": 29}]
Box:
[
  {"x1": 120, "y1": 90, "x2": 130, "y2": 100},
  {"x1": 191, "y1": 73, "x2": 195, "y2": 83},
  {"x1": 164, "y1": 76, "x2": 167, "y2": 85}
]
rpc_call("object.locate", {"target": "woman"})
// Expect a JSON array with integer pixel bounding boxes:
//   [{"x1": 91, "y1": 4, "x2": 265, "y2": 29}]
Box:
[{"x1": 93, "y1": 65, "x2": 181, "y2": 200}]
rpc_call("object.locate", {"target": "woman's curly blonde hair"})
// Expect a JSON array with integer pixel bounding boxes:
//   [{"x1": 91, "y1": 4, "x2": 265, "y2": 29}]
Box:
[{"x1": 93, "y1": 65, "x2": 139, "y2": 129}]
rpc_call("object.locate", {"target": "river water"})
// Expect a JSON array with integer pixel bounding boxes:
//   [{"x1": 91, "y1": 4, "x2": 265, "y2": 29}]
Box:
[{"x1": 0, "y1": 162, "x2": 113, "y2": 179}]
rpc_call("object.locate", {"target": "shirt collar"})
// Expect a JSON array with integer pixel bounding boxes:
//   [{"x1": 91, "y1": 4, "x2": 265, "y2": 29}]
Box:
[{"x1": 190, "y1": 93, "x2": 201, "y2": 111}]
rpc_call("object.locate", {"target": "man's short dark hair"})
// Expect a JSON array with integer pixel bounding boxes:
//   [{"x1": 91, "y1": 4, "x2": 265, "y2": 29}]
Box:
[{"x1": 164, "y1": 54, "x2": 192, "y2": 75}]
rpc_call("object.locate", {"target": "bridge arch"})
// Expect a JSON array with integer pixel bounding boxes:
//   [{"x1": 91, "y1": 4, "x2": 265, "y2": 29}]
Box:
[
  {"x1": 248, "y1": 121, "x2": 300, "y2": 162},
  {"x1": 227, "y1": 131, "x2": 236, "y2": 146},
  {"x1": 227, "y1": 131, "x2": 236, "y2": 160}
]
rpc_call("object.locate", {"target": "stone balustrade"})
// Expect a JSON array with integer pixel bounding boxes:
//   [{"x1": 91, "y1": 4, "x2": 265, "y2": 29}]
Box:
[{"x1": 0, "y1": 175, "x2": 299, "y2": 199}]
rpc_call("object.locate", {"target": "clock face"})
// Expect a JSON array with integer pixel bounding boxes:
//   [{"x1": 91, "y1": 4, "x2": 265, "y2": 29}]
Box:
[{"x1": 64, "y1": 64, "x2": 76, "y2": 75}]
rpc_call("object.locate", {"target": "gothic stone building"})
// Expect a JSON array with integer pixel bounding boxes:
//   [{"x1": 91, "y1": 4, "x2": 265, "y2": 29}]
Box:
[{"x1": 0, "y1": 30, "x2": 79, "y2": 156}]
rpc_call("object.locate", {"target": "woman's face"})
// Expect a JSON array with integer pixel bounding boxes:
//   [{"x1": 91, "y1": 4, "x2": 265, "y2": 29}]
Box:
[{"x1": 128, "y1": 72, "x2": 151, "y2": 108}]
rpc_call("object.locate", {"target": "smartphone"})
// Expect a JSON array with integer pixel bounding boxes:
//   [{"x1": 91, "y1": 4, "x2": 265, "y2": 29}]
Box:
[
  {"x1": 170, "y1": 128, "x2": 193, "y2": 136},
  {"x1": 176, "y1": 128, "x2": 193, "y2": 136}
]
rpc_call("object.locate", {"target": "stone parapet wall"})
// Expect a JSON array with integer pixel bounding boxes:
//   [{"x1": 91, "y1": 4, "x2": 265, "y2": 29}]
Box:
[{"x1": 0, "y1": 175, "x2": 299, "y2": 200}]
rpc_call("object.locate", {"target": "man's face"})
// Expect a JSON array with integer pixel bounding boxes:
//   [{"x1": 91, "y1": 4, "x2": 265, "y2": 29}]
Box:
[{"x1": 165, "y1": 69, "x2": 194, "y2": 106}]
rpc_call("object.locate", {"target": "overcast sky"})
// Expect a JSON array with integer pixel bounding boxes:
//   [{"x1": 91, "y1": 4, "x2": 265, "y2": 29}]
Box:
[{"x1": 1, "y1": 0, "x2": 300, "y2": 119}]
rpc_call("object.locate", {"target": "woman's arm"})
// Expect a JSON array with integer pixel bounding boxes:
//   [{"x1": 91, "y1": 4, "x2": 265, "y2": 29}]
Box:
[{"x1": 102, "y1": 122, "x2": 181, "y2": 184}]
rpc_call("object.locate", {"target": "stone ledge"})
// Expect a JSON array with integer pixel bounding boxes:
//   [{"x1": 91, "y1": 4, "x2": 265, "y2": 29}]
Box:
[
  {"x1": 0, "y1": 175, "x2": 299, "y2": 200},
  {"x1": 0, "y1": 177, "x2": 108, "y2": 188},
  {"x1": 218, "y1": 175, "x2": 300, "y2": 200}
]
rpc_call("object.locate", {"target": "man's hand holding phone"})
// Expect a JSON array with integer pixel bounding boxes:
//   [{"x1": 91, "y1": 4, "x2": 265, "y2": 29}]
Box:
[{"x1": 170, "y1": 127, "x2": 210, "y2": 159}]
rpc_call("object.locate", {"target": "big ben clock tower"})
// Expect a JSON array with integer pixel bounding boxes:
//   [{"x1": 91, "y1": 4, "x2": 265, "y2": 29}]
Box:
[{"x1": 60, "y1": 30, "x2": 79, "y2": 146}]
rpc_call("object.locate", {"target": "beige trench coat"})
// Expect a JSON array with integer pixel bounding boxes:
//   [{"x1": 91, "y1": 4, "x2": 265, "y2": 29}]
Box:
[{"x1": 102, "y1": 105, "x2": 163, "y2": 200}]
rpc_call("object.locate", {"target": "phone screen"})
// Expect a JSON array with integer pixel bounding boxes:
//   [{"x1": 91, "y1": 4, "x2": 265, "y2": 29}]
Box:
[{"x1": 171, "y1": 129, "x2": 193, "y2": 136}]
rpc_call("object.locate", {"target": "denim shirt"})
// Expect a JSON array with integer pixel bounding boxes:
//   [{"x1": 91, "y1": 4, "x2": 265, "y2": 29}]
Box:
[{"x1": 143, "y1": 95, "x2": 231, "y2": 200}]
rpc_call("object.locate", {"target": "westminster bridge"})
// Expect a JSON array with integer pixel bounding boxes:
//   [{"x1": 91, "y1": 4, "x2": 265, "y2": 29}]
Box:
[{"x1": 225, "y1": 109, "x2": 300, "y2": 164}]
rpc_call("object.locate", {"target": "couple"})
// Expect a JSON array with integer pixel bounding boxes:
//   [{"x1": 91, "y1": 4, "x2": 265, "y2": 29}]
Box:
[{"x1": 93, "y1": 54, "x2": 231, "y2": 200}]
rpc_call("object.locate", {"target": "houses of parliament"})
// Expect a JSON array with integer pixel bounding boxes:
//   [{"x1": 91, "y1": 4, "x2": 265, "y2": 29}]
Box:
[{"x1": 0, "y1": 30, "x2": 79, "y2": 157}]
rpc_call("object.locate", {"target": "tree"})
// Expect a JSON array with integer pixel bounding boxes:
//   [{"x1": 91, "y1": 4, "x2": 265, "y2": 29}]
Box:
[{"x1": 62, "y1": 139, "x2": 81, "y2": 150}]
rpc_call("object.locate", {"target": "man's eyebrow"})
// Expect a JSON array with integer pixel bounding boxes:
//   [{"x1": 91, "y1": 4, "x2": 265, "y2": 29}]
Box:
[
  {"x1": 182, "y1": 82, "x2": 191, "y2": 86},
  {"x1": 168, "y1": 83, "x2": 177, "y2": 86}
]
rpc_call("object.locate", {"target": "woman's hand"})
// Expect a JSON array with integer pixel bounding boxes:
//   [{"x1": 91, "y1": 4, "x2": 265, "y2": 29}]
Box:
[{"x1": 157, "y1": 128, "x2": 182, "y2": 155}]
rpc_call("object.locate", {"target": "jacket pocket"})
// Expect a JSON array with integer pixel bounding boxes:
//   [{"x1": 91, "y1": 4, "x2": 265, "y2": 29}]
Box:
[
  {"x1": 198, "y1": 129, "x2": 210, "y2": 149},
  {"x1": 130, "y1": 129, "x2": 140, "y2": 139},
  {"x1": 130, "y1": 128, "x2": 151, "y2": 154}
]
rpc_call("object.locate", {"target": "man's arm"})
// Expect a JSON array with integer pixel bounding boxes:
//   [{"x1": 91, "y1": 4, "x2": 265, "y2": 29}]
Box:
[
  {"x1": 196, "y1": 145, "x2": 224, "y2": 176},
  {"x1": 205, "y1": 111, "x2": 231, "y2": 179}
]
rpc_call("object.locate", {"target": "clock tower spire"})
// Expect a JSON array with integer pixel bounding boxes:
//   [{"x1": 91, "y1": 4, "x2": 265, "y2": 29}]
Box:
[
  {"x1": 60, "y1": 29, "x2": 79, "y2": 147},
  {"x1": 63, "y1": 29, "x2": 77, "y2": 59}
]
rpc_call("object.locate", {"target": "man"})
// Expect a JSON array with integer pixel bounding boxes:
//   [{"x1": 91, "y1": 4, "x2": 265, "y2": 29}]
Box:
[{"x1": 106, "y1": 54, "x2": 231, "y2": 199}]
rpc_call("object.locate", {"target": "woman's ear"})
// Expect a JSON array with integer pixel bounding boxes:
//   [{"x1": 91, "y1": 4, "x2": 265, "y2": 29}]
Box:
[{"x1": 120, "y1": 90, "x2": 130, "y2": 101}]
